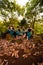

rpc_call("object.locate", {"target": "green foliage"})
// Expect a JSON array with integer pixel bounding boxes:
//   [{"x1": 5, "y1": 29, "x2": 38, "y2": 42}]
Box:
[
  {"x1": 16, "y1": 4, "x2": 25, "y2": 16},
  {"x1": 25, "y1": 0, "x2": 43, "y2": 31},
  {"x1": 25, "y1": 0, "x2": 43, "y2": 18},
  {"x1": 0, "y1": 22, "x2": 7, "y2": 34},
  {"x1": 0, "y1": 0, "x2": 43, "y2": 35},
  {"x1": 34, "y1": 21, "x2": 43, "y2": 34},
  {"x1": 0, "y1": 18, "x2": 19, "y2": 35},
  {"x1": 9, "y1": 18, "x2": 19, "y2": 28},
  {"x1": 0, "y1": 0, "x2": 25, "y2": 35},
  {"x1": 0, "y1": 0, "x2": 25, "y2": 19}
]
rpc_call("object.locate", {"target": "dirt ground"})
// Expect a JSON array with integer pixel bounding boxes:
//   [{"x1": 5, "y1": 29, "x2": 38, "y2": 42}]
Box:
[{"x1": 0, "y1": 35, "x2": 43, "y2": 65}]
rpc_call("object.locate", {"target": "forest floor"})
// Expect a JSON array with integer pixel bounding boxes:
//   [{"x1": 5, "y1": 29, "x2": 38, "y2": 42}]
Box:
[{"x1": 0, "y1": 35, "x2": 43, "y2": 65}]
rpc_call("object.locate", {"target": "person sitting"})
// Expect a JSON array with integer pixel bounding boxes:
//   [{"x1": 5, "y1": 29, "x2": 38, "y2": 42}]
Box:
[
  {"x1": 7, "y1": 26, "x2": 16, "y2": 38},
  {"x1": 16, "y1": 29, "x2": 21, "y2": 36},
  {"x1": 22, "y1": 28, "x2": 26, "y2": 35},
  {"x1": 26, "y1": 28, "x2": 32, "y2": 40}
]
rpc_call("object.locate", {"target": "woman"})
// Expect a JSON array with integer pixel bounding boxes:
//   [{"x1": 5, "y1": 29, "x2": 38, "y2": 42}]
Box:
[
  {"x1": 26, "y1": 28, "x2": 32, "y2": 40},
  {"x1": 7, "y1": 26, "x2": 16, "y2": 37}
]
